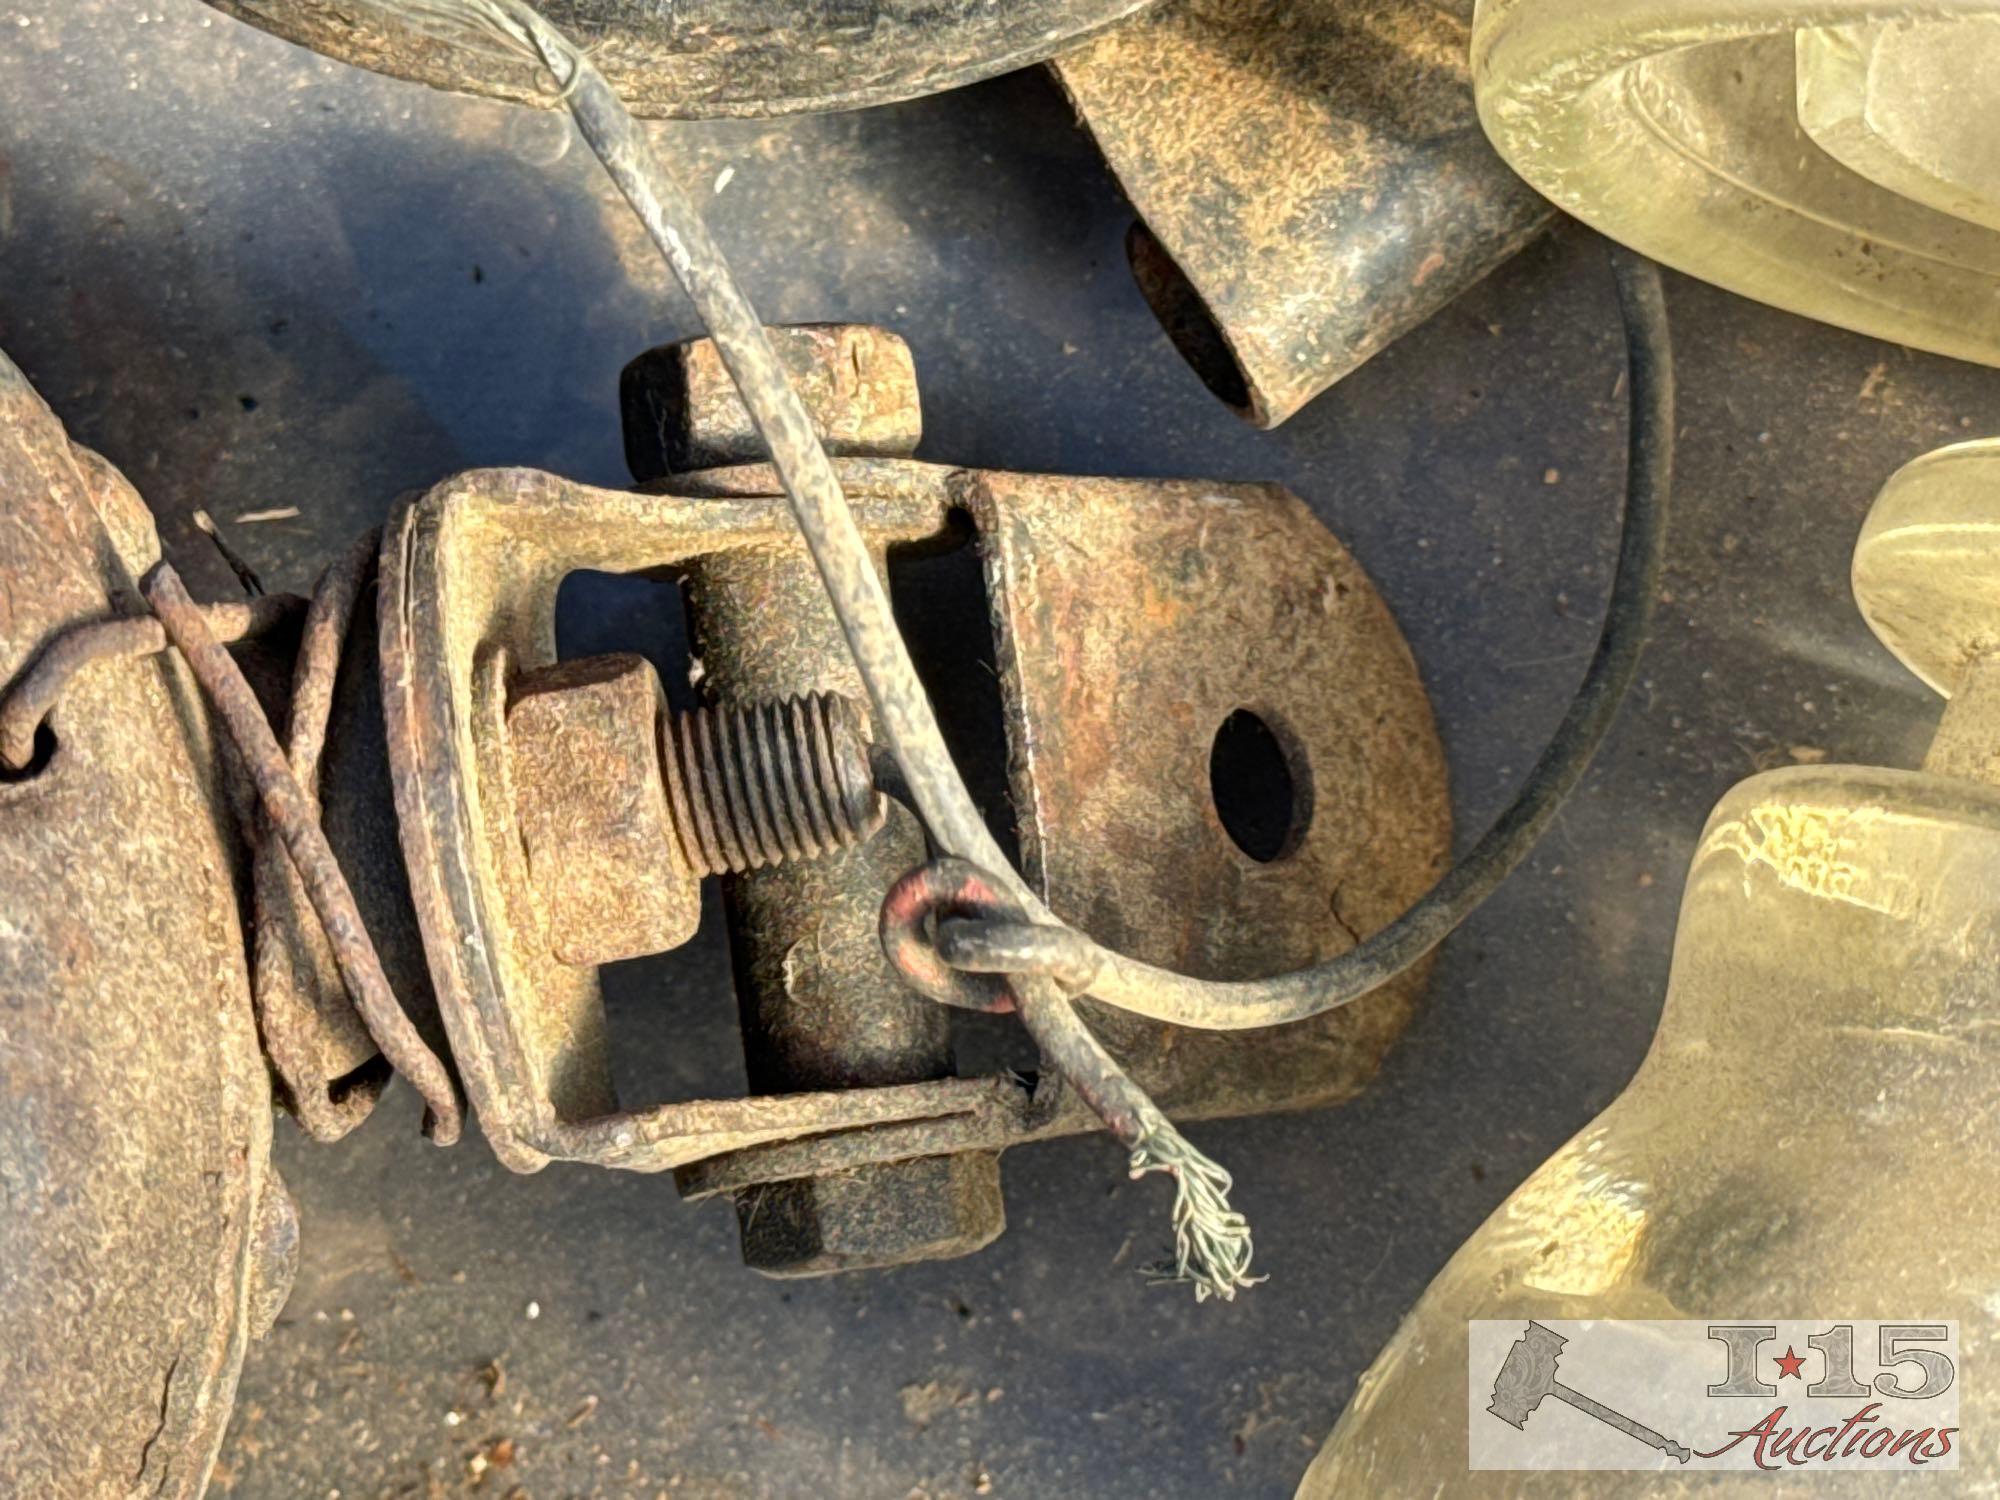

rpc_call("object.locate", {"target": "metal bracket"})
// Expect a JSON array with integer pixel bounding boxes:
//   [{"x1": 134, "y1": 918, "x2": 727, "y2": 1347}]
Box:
[{"x1": 380, "y1": 322, "x2": 1450, "y2": 1271}]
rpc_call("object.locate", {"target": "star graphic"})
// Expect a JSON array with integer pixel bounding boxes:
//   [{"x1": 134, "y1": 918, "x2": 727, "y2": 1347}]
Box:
[{"x1": 1774, "y1": 1346, "x2": 1807, "y2": 1380}]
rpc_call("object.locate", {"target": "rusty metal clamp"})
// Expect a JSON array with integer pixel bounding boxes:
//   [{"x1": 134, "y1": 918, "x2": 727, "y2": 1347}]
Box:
[
  {"x1": 255, "y1": 0, "x2": 1659, "y2": 1299},
  {"x1": 0, "y1": 0, "x2": 1662, "y2": 1306},
  {"x1": 374, "y1": 312, "x2": 1446, "y2": 1282}
]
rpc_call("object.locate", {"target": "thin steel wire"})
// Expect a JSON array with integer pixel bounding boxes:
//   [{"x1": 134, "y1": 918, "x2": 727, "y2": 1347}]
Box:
[
  {"x1": 0, "y1": 594, "x2": 303, "y2": 771},
  {"x1": 345, "y1": 0, "x2": 1268, "y2": 1297},
  {"x1": 338, "y1": 0, "x2": 1671, "y2": 1300},
  {"x1": 145, "y1": 562, "x2": 464, "y2": 1145}
]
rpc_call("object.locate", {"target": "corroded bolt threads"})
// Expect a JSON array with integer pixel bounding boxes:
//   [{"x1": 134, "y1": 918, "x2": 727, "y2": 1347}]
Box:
[
  {"x1": 506, "y1": 655, "x2": 885, "y2": 967},
  {"x1": 661, "y1": 694, "x2": 884, "y2": 877}
]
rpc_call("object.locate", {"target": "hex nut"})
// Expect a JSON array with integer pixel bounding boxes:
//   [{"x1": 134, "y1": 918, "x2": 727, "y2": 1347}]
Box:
[
  {"x1": 507, "y1": 653, "x2": 702, "y2": 967},
  {"x1": 734, "y1": 1151, "x2": 1006, "y2": 1278},
  {"x1": 621, "y1": 322, "x2": 923, "y2": 479}
]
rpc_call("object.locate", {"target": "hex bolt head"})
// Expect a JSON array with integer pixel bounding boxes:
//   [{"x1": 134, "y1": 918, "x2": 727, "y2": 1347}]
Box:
[
  {"x1": 507, "y1": 653, "x2": 887, "y2": 966},
  {"x1": 620, "y1": 322, "x2": 923, "y2": 481},
  {"x1": 507, "y1": 653, "x2": 702, "y2": 967}
]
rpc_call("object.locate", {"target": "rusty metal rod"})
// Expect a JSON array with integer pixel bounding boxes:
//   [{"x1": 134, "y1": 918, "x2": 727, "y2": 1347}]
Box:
[
  {"x1": 144, "y1": 562, "x2": 463, "y2": 1145},
  {"x1": 0, "y1": 594, "x2": 302, "y2": 771},
  {"x1": 250, "y1": 530, "x2": 386, "y2": 1142},
  {"x1": 285, "y1": 529, "x2": 380, "y2": 791}
]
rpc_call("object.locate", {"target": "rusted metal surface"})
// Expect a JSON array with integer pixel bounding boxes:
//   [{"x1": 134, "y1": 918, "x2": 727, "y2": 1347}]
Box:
[
  {"x1": 378, "y1": 318, "x2": 1445, "y2": 1264},
  {"x1": 379, "y1": 460, "x2": 978, "y2": 1174},
  {"x1": 247, "y1": 531, "x2": 401, "y2": 1139},
  {"x1": 1053, "y1": 0, "x2": 1553, "y2": 428},
  {"x1": 376, "y1": 457, "x2": 1118, "y2": 1189},
  {"x1": 734, "y1": 1150, "x2": 1009, "y2": 1278},
  {"x1": 965, "y1": 464, "x2": 1453, "y2": 1116},
  {"x1": 674, "y1": 1084, "x2": 1090, "y2": 1201},
  {"x1": 506, "y1": 649, "x2": 883, "y2": 966},
  {"x1": 664, "y1": 693, "x2": 884, "y2": 874},
  {"x1": 146, "y1": 561, "x2": 467, "y2": 1145},
  {"x1": 685, "y1": 530, "x2": 1007, "y2": 1275},
  {"x1": 509, "y1": 652, "x2": 704, "y2": 966},
  {"x1": 0, "y1": 351, "x2": 279, "y2": 1498},
  {"x1": 200, "y1": 0, "x2": 1158, "y2": 120},
  {"x1": 690, "y1": 458, "x2": 1455, "y2": 1194},
  {"x1": 2, "y1": 543, "x2": 445, "y2": 1145},
  {"x1": 0, "y1": 593, "x2": 300, "y2": 771},
  {"x1": 880, "y1": 857, "x2": 1035, "y2": 1014},
  {"x1": 644, "y1": 326, "x2": 1006, "y2": 1276},
  {"x1": 374, "y1": 323, "x2": 979, "y2": 1189},
  {"x1": 689, "y1": 443, "x2": 1444, "y2": 1201},
  {"x1": 624, "y1": 322, "x2": 924, "y2": 480},
  {"x1": 245, "y1": 1172, "x2": 304, "y2": 1342}
]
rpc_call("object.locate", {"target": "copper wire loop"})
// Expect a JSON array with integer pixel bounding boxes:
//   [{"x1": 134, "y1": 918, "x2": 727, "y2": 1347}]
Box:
[{"x1": 879, "y1": 858, "x2": 1026, "y2": 1014}]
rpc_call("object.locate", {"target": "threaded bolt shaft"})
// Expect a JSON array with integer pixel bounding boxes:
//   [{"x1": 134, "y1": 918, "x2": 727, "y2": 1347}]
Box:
[{"x1": 659, "y1": 692, "x2": 885, "y2": 877}]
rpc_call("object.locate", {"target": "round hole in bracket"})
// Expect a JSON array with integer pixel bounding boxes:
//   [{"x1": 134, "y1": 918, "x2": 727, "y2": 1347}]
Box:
[
  {"x1": 0, "y1": 722, "x2": 59, "y2": 787},
  {"x1": 1208, "y1": 708, "x2": 1311, "y2": 864}
]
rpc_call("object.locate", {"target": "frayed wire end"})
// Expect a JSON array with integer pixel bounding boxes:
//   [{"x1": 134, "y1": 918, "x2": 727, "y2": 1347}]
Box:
[{"x1": 1129, "y1": 1125, "x2": 1265, "y2": 1304}]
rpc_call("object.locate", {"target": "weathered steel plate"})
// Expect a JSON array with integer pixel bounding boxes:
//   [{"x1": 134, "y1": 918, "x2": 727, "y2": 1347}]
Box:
[
  {"x1": 0, "y1": 353, "x2": 283, "y2": 1498},
  {"x1": 963, "y1": 469, "x2": 1452, "y2": 1120}
]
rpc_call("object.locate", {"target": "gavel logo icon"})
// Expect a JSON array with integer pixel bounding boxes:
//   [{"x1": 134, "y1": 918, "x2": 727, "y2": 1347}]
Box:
[{"x1": 1487, "y1": 1321, "x2": 1693, "y2": 1464}]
